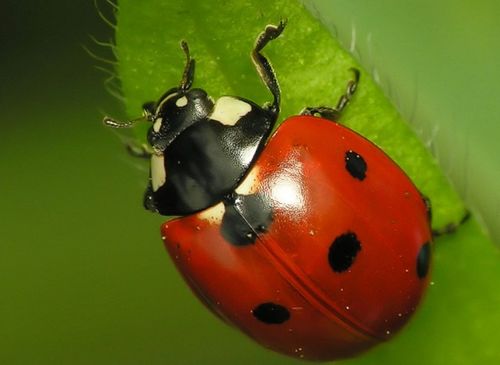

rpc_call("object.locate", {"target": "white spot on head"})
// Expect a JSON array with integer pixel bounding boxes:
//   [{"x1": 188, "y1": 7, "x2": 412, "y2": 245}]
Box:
[
  {"x1": 153, "y1": 117, "x2": 163, "y2": 133},
  {"x1": 176, "y1": 96, "x2": 188, "y2": 107},
  {"x1": 197, "y1": 202, "x2": 225, "y2": 224},
  {"x1": 210, "y1": 96, "x2": 252, "y2": 126},
  {"x1": 151, "y1": 154, "x2": 166, "y2": 192}
]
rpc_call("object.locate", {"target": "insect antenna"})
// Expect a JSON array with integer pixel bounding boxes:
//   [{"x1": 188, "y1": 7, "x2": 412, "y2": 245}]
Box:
[
  {"x1": 103, "y1": 115, "x2": 145, "y2": 129},
  {"x1": 179, "y1": 40, "x2": 195, "y2": 91}
]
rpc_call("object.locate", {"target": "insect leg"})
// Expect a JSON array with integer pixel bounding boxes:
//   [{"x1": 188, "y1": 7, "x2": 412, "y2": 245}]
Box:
[
  {"x1": 251, "y1": 20, "x2": 287, "y2": 117},
  {"x1": 301, "y1": 68, "x2": 360, "y2": 121}
]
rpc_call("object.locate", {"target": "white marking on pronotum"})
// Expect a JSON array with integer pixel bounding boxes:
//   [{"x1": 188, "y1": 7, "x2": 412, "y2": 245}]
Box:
[
  {"x1": 210, "y1": 96, "x2": 251, "y2": 126},
  {"x1": 151, "y1": 153, "x2": 166, "y2": 192},
  {"x1": 153, "y1": 117, "x2": 163, "y2": 133},
  {"x1": 176, "y1": 96, "x2": 188, "y2": 107},
  {"x1": 235, "y1": 166, "x2": 260, "y2": 195},
  {"x1": 197, "y1": 202, "x2": 225, "y2": 224}
]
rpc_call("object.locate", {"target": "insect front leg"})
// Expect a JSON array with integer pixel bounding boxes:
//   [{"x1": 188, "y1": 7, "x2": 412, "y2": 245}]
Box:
[{"x1": 251, "y1": 20, "x2": 286, "y2": 117}]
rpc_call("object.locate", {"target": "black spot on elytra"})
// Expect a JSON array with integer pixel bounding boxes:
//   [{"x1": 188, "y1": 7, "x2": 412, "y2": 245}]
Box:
[
  {"x1": 220, "y1": 192, "x2": 273, "y2": 246},
  {"x1": 252, "y1": 302, "x2": 290, "y2": 324},
  {"x1": 329, "y1": 232, "x2": 362, "y2": 273},
  {"x1": 416, "y1": 242, "x2": 431, "y2": 279},
  {"x1": 345, "y1": 150, "x2": 367, "y2": 180}
]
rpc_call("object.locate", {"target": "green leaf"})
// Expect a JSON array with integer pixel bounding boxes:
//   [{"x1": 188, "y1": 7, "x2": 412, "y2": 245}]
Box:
[{"x1": 113, "y1": 0, "x2": 499, "y2": 363}]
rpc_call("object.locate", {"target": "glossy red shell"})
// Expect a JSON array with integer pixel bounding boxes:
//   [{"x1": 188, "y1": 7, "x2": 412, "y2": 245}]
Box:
[{"x1": 161, "y1": 116, "x2": 432, "y2": 361}]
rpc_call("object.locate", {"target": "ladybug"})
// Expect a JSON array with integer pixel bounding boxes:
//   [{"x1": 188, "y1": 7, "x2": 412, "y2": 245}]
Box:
[{"x1": 105, "y1": 21, "x2": 433, "y2": 361}]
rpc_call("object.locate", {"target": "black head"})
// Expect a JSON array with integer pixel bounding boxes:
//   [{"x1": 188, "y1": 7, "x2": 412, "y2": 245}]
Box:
[
  {"x1": 143, "y1": 41, "x2": 214, "y2": 153},
  {"x1": 144, "y1": 87, "x2": 214, "y2": 153}
]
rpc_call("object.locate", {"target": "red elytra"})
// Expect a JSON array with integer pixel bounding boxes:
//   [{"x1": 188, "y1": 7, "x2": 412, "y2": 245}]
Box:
[{"x1": 161, "y1": 115, "x2": 432, "y2": 361}]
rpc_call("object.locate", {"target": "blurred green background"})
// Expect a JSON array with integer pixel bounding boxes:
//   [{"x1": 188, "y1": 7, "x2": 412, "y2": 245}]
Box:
[
  {"x1": 307, "y1": 0, "x2": 500, "y2": 247},
  {"x1": 0, "y1": 1, "x2": 498, "y2": 364}
]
